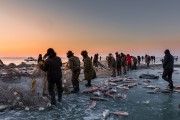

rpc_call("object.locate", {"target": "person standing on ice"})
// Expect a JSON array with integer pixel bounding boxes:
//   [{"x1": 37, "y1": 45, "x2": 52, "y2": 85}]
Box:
[
  {"x1": 67, "y1": 51, "x2": 81, "y2": 93},
  {"x1": 145, "y1": 54, "x2": 151, "y2": 67},
  {"x1": 132, "y1": 56, "x2": 138, "y2": 70},
  {"x1": 137, "y1": 56, "x2": 141, "y2": 65},
  {"x1": 141, "y1": 56, "x2": 144, "y2": 62},
  {"x1": 121, "y1": 53, "x2": 127, "y2": 75},
  {"x1": 37, "y1": 54, "x2": 48, "y2": 96},
  {"x1": 93, "y1": 54, "x2": 99, "y2": 67},
  {"x1": 37, "y1": 54, "x2": 43, "y2": 63},
  {"x1": 126, "y1": 54, "x2": 132, "y2": 71},
  {"x1": 115, "y1": 52, "x2": 122, "y2": 76},
  {"x1": 81, "y1": 50, "x2": 95, "y2": 87},
  {"x1": 0, "y1": 59, "x2": 4, "y2": 66},
  {"x1": 162, "y1": 49, "x2": 174, "y2": 91},
  {"x1": 39, "y1": 48, "x2": 63, "y2": 105},
  {"x1": 108, "y1": 53, "x2": 116, "y2": 77}
]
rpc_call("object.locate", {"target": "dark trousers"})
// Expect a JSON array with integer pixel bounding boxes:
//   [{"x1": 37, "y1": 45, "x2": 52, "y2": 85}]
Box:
[
  {"x1": 162, "y1": 68, "x2": 173, "y2": 89},
  {"x1": 116, "y1": 63, "x2": 121, "y2": 75},
  {"x1": 72, "y1": 69, "x2": 80, "y2": 91},
  {"x1": 138, "y1": 61, "x2": 140, "y2": 65},
  {"x1": 111, "y1": 67, "x2": 116, "y2": 77},
  {"x1": 146, "y1": 62, "x2": 150, "y2": 67},
  {"x1": 132, "y1": 63, "x2": 137, "y2": 70},
  {"x1": 122, "y1": 64, "x2": 127, "y2": 74},
  {"x1": 127, "y1": 63, "x2": 132, "y2": 71},
  {"x1": 48, "y1": 79, "x2": 63, "y2": 105}
]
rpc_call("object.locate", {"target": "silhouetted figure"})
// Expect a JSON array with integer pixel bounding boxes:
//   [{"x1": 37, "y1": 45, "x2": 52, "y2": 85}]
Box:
[
  {"x1": 162, "y1": 49, "x2": 174, "y2": 91},
  {"x1": 132, "y1": 56, "x2": 137, "y2": 70},
  {"x1": 0, "y1": 59, "x2": 4, "y2": 66},
  {"x1": 81, "y1": 50, "x2": 96, "y2": 87},
  {"x1": 67, "y1": 51, "x2": 81, "y2": 93},
  {"x1": 91, "y1": 56, "x2": 93, "y2": 61},
  {"x1": 100, "y1": 56, "x2": 102, "y2": 61},
  {"x1": 108, "y1": 53, "x2": 116, "y2": 77},
  {"x1": 141, "y1": 56, "x2": 144, "y2": 61},
  {"x1": 121, "y1": 53, "x2": 127, "y2": 75},
  {"x1": 145, "y1": 54, "x2": 150, "y2": 67},
  {"x1": 161, "y1": 59, "x2": 164, "y2": 64},
  {"x1": 107, "y1": 55, "x2": 111, "y2": 68},
  {"x1": 126, "y1": 54, "x2": 132, "y2": 71},
  {"x1": 37, "y1": 54, "x2": 47, "y2": 95},
  {"x1": 174, "y1": 56, "x2": 178, "y2": 61},
  {"x1": 151, "y1": 56, "x2": 154, "y2": 62},
  {"x1": 137, "y1": 56, "x2": 141, "y2": 65},
  {"x1": 115, "y1": 52, "x2": 122, "y2": 75},
  {"x1": 38, "y1": 54, "x2": 43, "y2": 63},
  {"x1": 93, "y1": 54, "x2": 99, "y2": 67},
  {"x1": 153, "y1": 56, "x2": 156, "y2": 63},
  {"x1": 40, "y1": 48, "x2": 63, "y2": 105}
]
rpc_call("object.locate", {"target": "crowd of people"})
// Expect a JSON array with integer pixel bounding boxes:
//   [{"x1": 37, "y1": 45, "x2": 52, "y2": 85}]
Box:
[
  {"x1": 0, "y1": 48, "x2": 174, "y2": 106},
  {"x1": 92, "y1": 50, "x2": 174, "y2": 93},
  {"x1": 105, "y1": 52, "x2": 155, "y2": 77},
  {"x1": 37, "y1": 48, "x2": 98, "y2": 105}
]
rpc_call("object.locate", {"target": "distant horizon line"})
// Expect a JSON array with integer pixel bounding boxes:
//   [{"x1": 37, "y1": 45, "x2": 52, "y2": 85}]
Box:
[
  {"x1": 0, "y1": 53, "x2": 179, "y2": 58},
  {"x1": 0, "y1": 56, "x2": 173, "y2": 58}
]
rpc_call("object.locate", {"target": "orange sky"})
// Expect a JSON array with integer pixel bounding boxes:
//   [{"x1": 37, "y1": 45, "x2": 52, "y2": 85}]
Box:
[{"x1": 0, "y1": 1, "x2": 180, "y2": 57}]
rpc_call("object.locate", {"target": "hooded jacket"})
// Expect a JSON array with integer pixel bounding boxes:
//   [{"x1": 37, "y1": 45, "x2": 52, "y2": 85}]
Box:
[
  {"x1": 41, "y1": 54, "x2": 62, "y2": 81},
  {"x1": 163, "y1": 51, "x2": 174, "y2": 69}
]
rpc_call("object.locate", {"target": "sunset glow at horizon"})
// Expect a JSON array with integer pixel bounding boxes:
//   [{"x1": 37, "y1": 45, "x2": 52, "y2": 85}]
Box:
[{"x1": 0, "y1": 0, "x2": 180, "y2": 57}]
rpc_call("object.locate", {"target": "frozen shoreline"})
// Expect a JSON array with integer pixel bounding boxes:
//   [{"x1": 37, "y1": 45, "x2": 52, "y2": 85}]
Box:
[
  {"x1": 0, "y1": 61, "x2": 180, "y2": 120},
  {"x1": 0, "y1": 61, "x2": 180, "y2": 112}
]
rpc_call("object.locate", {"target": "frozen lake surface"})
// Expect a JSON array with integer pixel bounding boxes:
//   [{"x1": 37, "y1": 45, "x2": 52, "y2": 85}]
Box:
[{"x1": 0, "y1": 66, "x2": 180, "y2": 120}]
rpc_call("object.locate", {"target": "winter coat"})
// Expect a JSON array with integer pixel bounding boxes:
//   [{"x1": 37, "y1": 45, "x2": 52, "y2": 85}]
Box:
[
  {"x1": 116, "y1": 55, "x2": 121, "y2": 65},
  {"x1": 68, "y1": 56, "x2": 81, "y2": 72},
  {"x1": 163, "y1": 53, "x2": 174, "y2": 70},
  {"x1": 145, "y1": 55, "x2": 150, "y2": 64},
  {"x1": 109, "y1": 56, "x2": 116, "y2": 68},
  {"x1": 133, "y1": 57, "x2": 137, "y2": 64},
  {"x1": 41, "y1": 56, "x2": 62, "y2": 81},
  {"x1": 83, "y1": 56, "x2": 94, "y2": 80},
  {"x1": 121, "y1": 55, "x2": 126, "y2": 66},
  {"x1": 126, "y1": 56, "x2": 132, "y2": 64}
]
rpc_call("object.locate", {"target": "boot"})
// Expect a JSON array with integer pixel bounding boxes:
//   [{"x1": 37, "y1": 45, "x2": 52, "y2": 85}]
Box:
[
  {"x1": 85, "y1": 80, "x2": 91, "y2": 87},
  {"x1": 70, "y1": 89, "x2": 79, "y2": 93},
  {"x1": 119, "y1": 72, "x2": 122, "y2": 76},
  {"x1": 50, "y1": 95, "x2": 56, "y2": 105},
  {"x1": 117, "y1": 71, "x2": 120, "y2": 76},
  {"x1": 111, "y1": 74, "x2": 116, "y2": 77},
  {"x1": 71, "y1": 83, "x2": 79, "y2": 93},
  {"x1": 85, "y1": 84, "x2": 91, "y2": 87},
  {"x1": 58, "y1": 93, "x2": 62, "y2": 102},
  {"x1": 76, "y1": 82, "x2": 80, "y2": 91},
  {"x1": 71, "y1": 85, "x2": 79, "y2": 93},
  {"x1": 169, "y1": 81, "x2": 174, "y2": 91}
]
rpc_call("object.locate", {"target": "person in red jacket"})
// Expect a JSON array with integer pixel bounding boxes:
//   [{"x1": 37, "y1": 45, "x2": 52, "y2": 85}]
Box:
[{"x1": 126, "y1": 54, "x2": 132, "y2": 71}]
